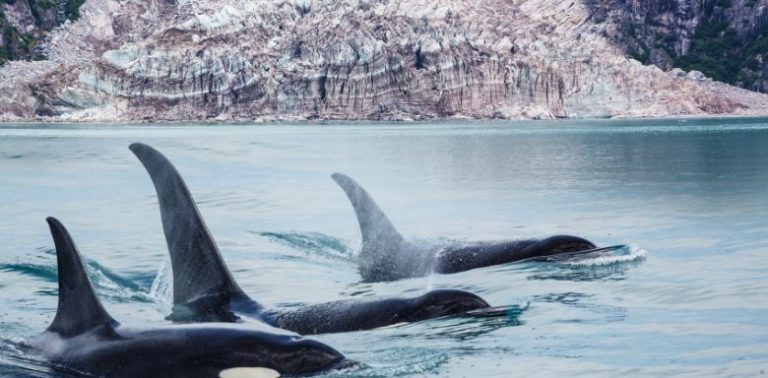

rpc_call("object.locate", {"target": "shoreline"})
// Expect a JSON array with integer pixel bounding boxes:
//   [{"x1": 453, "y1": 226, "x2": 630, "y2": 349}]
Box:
[{"x1": 2, "y1": 113, "x2": 768, "y2": 126}]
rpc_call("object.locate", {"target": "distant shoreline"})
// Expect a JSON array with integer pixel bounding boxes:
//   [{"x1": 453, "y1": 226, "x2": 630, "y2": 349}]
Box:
[{"x1": 2, "y1": 113, "x2": 768, "y2": 125}]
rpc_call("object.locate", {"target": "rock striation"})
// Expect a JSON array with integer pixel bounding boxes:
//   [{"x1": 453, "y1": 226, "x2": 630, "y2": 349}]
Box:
[{"x1": 2, "y1": 0, "x2": 768, "y2": 122}]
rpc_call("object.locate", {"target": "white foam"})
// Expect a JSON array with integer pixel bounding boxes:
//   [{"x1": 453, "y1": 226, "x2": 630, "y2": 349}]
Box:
[
  {"x1": 562, "y1": 244, "x2": 648, "y2": 267},
  {"x1": 149, "y1": 258, "x2": 173, "y2": 304}
]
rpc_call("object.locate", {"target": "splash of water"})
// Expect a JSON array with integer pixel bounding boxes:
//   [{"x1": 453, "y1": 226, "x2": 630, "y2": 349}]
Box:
[
  {"x1": 0, "y1": 339, "x2": 58, "y2": 377},
  {"x1": 148, "y1": 258, "x2": 173, "y2": 305},
  {"x1": 560, "y1": 244, "x2": 647, "y2": 267},
  {"x1": 319, "y1": 348, "x2": 449, "y2": 378},
  {"x1": 257, "y1": 231, "x2": 356, "y2": 262},
  {"x1": 0, "y1": 253, "x2": 152, "y2": 303}
]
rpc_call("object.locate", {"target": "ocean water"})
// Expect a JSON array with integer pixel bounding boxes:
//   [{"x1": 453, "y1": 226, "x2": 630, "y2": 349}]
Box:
[{"x1": 0, "y1": 118, "x2": 766, "y2": 377}]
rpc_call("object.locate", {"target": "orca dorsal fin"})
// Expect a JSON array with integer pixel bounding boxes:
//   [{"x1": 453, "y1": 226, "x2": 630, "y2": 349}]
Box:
[
  {"x1": 331, "y1": 173, "x2": 405, "y2": 250},
  {"x1": 129, "y1": 143, "x2": 246, "y2": 307},
  {"x1": 46, "y1": 218, "x2": 118, "y2": 338}
]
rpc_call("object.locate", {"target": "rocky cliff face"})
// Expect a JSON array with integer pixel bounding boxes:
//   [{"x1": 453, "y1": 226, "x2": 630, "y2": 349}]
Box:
[
  {"x1": 0, "y1": 0, "x2": 85, "y2": 63},
  {"x1": 587, "y1": 0, "x2": 768, "y2": 92},
  {"x1": 2, "y1": 0, "x2": 768, "y2": 122},
  {"x1": 1, "y1": 0, "x2": 54, "y2": 63}
]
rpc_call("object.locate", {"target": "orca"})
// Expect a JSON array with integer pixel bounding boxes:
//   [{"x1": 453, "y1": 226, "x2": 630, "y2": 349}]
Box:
[
  {"x1": 128, "y1": 143, "x2": 490, "y2": 334},
  {"x1": 26, "y1": 218, "x2": 346, "y2": 378},
  {"x1": 331, "y1": 173, "x2": 611, "y2": 282}
]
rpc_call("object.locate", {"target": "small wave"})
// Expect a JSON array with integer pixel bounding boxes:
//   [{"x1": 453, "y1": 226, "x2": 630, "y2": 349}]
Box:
[
  {"x1": 560, "y1": 244, "x2": 647, "y2": 267},
  {"x1": 0, "y1": 340, "x2": 60, "y2": 378},
  {"x1": 88, "y1": 261, "x2": 137, "y2": 289},
  {"x1": 531, "y1": 292, "x2": 628, "y2": 323},
  {"x1": 257, "y1": 231, "x2": 355, "y2": 262},
  {"x1": 148, "y1": 258, "x2": 173, "y2": 304},
  {"x1": 195, "y1": 191, "x2": 264, "y2": 209},
  {"x1": 366, "y1": 348, "x2": 449, "y2": 376},
  {"x1": 0, "y1": 252, "x2": 152, "y2": 303},
  {"x1": 0, "y1": 264, "x2": 57, "y2": 282},
  {"x1": 391, "y1": 305, "x2": 527, "y2": 342},
  {"x1": 520, "y1": 245, "x2": 646, "y2": 282},
  {"x1": 319, "y1": 348, "x2": 449, "y2": 378}
]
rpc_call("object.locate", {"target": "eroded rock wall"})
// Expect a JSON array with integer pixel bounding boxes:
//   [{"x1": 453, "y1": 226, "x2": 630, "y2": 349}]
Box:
[
  {"x1": 2, "y1": 0, "x2": 768, "y2": 121},
  {"x1": 587, "y1": 0, "x2": 768, "y2": 92}
]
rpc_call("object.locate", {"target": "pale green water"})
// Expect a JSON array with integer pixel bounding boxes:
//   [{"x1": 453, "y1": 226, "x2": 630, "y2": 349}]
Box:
[{"x1": 0, "y1": 118, "x2": 766, "y2": 377}]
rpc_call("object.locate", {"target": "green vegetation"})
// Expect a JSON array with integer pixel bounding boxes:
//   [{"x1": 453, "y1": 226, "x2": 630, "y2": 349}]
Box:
[
  {"x1": 621, "y1": 0, "x2": 766, "y2": 91},
  {"x1": 1, "y1": 25, "x2": 37, "y2": 64},
  {"x1": 660, "y1": 0, "x2": 766, "y2": 90},
  {"x1": 0, "y1": 0, "x2": 74, "y2": 65},
  {"x1": 27, "y1": 0, "x2": 57, "y2": 26},
  {"x1": 1, "y1": 26, "x2": 21, "y2": 63},
  {"x1": 672, "y1": 17, "x2": 768, "y2": 89},
  {"x1": 673, "y1": 20, "x2": 741, "y2": 84},
  {"x1": 715, "y1": 0, "x2": 732, "y2": 8},
  {"x1": 65, "y1": 0, "x2": 86, "y2": 20},
  {"x1": 628, "y1": 46, "x2": 650, "y2": 64}
]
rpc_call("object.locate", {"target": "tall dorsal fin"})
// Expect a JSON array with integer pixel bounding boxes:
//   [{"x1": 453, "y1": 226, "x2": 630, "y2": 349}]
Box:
[
  {"x1": 330, "y1": 173, "x2": 405, "y2": 250},
  {"x1": 129, "y1": 143, "x2": 246, "y2": 307},
  {"x1": 46, "y1": 217, "x2": 118, "y2": 337}
]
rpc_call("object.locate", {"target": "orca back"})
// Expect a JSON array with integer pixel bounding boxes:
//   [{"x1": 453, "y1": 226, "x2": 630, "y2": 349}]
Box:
[
  {"x1": 331, "y1": 173, "x2": 433, "y2": 281},
  {"x1": 330, "y1": 173, "x2": 405, "y2": 248}
]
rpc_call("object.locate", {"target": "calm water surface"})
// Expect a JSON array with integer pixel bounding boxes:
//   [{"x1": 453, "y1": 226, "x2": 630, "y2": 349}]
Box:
[{"x1": 0, "y1": 118, "x2": 766, "y2": 377}]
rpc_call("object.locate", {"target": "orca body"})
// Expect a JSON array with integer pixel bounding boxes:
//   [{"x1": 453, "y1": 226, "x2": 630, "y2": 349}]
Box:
[
  {"x1": 331, "y1": 173, "x2": 600, "y2": 282},
  {"x1": 29, "y1": 218, "x2": 346, "y2": 377},
  {"x1": 129, "y1": 143, "x2": 490, "y2": 334}
]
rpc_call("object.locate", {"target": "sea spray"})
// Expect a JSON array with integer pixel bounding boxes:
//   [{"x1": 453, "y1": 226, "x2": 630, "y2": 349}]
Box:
[{"x1": 149, "y1": 258, "x2": 173, "y2": 305}]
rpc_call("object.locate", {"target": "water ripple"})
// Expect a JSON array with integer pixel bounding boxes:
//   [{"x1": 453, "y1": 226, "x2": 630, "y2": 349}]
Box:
[
  {"x1": 0, "y1": 250, "x2": 152, "y2": 303},
  {"x1": 256, "y1": 231, "x2": 355, "y2": 262}
]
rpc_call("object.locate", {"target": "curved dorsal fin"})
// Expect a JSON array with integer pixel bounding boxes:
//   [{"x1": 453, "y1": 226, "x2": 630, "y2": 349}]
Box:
[
  {"x1": 129, "y1": 143, "x2": 246, "y2": 307},
  {"x1": 46, "y1": 217, "x2": 118, "y2": 337},
  {"x1": 330, "y1": 173, "x2": 405, "y2": 251}
]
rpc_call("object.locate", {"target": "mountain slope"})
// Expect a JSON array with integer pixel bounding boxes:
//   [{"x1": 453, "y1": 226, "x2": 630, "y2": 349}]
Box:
[
  {"x1": 586, "y1": 0, "x2": 768, "y2": 93},
  {"x1": 2, "y1": 0, "x2": 768, "y2": 121}
]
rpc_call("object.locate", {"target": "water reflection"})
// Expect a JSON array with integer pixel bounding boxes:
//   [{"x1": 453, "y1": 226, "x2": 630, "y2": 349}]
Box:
[
  {"x1": 0, "y1": 250, "x2": 152, "y2": 303},
  {"x1": 532, "y1": 292, "x2": 627, "y2": 324},
  {"x1": 256, "y1": 231, "x2": 355, "y2": 262},
  {"x1": 374, "y1": 305, "x2": 527, "y2": 343},
  {"x1": 524, "y1": 262, "x2": 636, "y2": 282},
  {"x1": 0, "y1": 341, "x2": 57, "y2": 378}
]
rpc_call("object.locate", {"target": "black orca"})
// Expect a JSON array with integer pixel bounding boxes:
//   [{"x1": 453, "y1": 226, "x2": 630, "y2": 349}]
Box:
[
  {"x1": 331, "y1": 173, "x2": 607, "y2": 282},
  {"x1": 128, "y1": 143, "x2": 490, "y2": 334},
  {"x1": 27, "y1": 217, "x2": 346, "y2": 378}
]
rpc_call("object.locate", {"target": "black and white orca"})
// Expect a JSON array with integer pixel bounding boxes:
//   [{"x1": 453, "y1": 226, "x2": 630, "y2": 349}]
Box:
[
  {"x1": 27, "y1": 217, "x2": 347, "y2": 378},
  {"x1": 331, "y1": 173, "x2": 618, "y2": 282},
  {"x1": 129, "y1": 143, "x2": 490, "y2": 334}
]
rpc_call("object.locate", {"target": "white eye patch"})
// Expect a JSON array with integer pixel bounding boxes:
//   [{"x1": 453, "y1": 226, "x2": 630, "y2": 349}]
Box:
[{"x1": 219, "y1": 367, "x2": 280, "y2": 378}]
